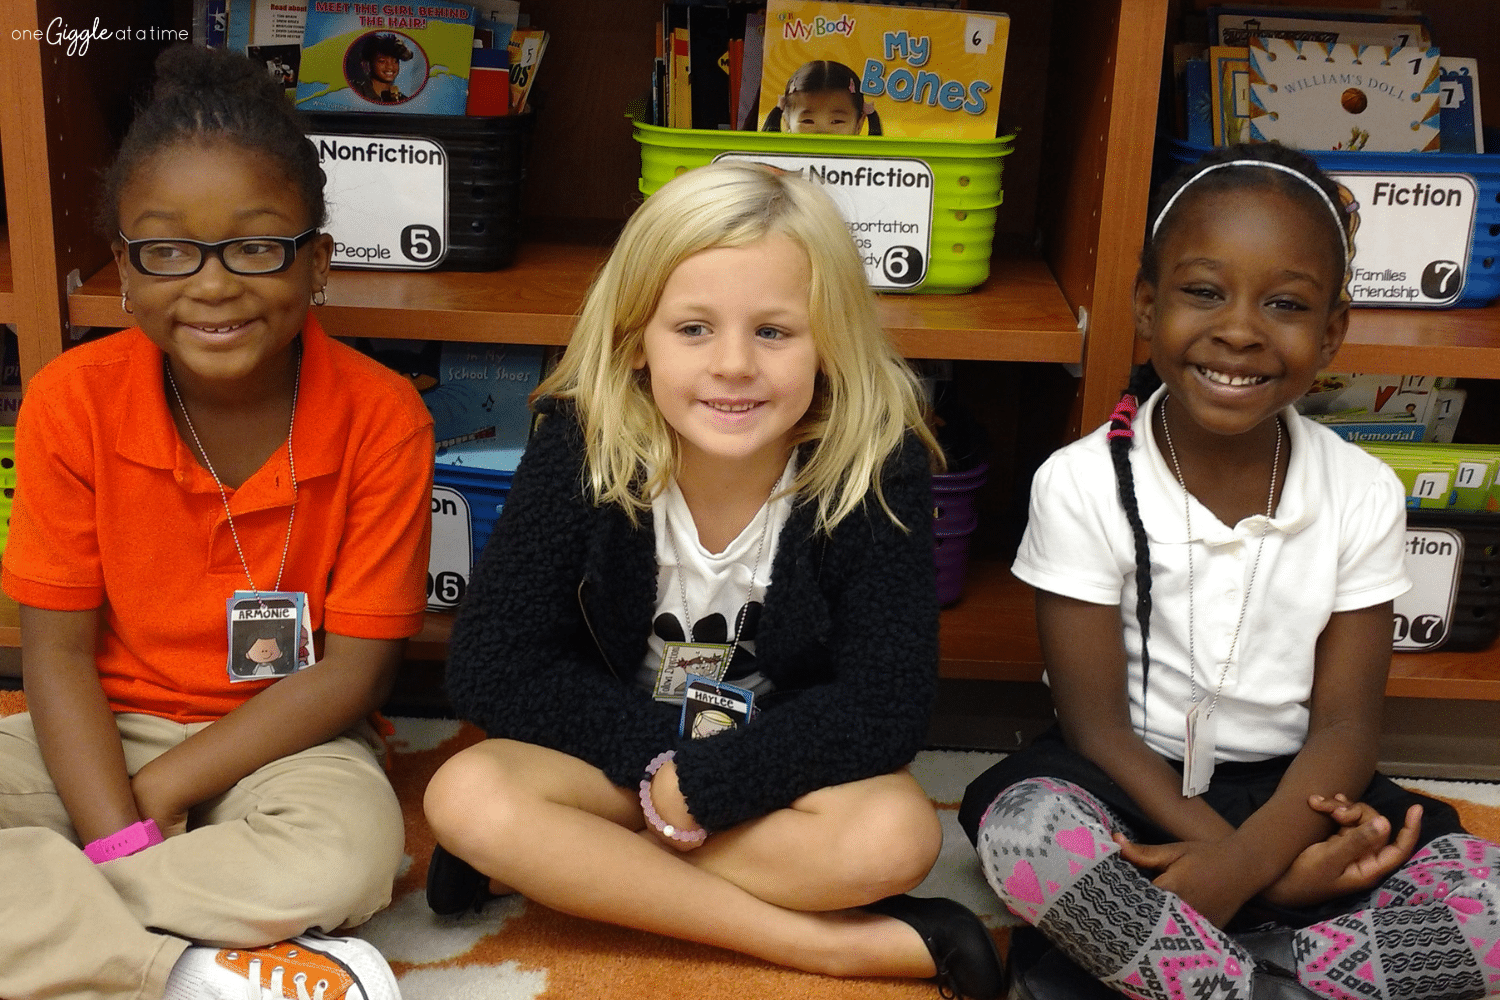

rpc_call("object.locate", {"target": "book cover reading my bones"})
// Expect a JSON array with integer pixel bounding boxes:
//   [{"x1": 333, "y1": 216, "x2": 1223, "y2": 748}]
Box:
[{"x1": 758, "y1": 0, "x2": 1010, "y2": 140}]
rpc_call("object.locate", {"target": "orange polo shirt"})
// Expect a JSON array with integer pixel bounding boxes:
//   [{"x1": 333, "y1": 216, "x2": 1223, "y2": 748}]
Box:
[{"x1": 2, "y1": 316, "x2": 434, "y2": 722}]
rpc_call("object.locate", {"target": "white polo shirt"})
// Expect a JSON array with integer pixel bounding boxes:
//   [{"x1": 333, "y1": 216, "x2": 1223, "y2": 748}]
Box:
[{"x1": 1013, "y1": 385, "x2": 1410, "y2": 762}]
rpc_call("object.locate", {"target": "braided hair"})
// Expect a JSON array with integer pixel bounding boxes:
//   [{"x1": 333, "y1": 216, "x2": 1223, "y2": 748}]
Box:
[
  {"x1": 1107, "y1": 363, "x2": 1163, "y2": 715},
  {"x1": 98, "y1": 45, "x2": 327, "y2": 236},
  {"x1": 1114, "y1": 142, "x2": 1353, "y2": 718},
  {"x1": 761, "y1": 60, "x2": 883, "y2": 135}
]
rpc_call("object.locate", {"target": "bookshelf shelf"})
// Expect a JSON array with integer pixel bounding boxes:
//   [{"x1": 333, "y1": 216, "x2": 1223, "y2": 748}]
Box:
[
  {"x1": 70, "y1": 240, "x2": 1083, "y2": 365},
  {"x1": 1337, "y1": 304, "x2": 1500, "y2": 380}
]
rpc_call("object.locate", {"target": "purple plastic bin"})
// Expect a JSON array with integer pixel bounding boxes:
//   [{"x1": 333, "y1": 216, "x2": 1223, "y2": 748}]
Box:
[{"x1": 930, "y1": 462, "x2": 987, "y2": 606}]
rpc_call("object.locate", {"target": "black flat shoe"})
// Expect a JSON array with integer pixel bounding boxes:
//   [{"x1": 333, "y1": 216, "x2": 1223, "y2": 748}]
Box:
[
  {"x1": 1007, "y1": 926, "x2": 1115, "y2": 1000},
  {"x1": 426, "y1": 843, "x2": 499, "y2": 916},
  {"x1": 866, "y1": 894, "x2": 1009, "y2": 1000}
]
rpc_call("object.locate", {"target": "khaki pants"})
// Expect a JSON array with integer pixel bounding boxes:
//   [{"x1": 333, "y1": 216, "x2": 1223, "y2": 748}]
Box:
[{"x1": 0, "y1": 712, "x2": 405, "y2": 1000}]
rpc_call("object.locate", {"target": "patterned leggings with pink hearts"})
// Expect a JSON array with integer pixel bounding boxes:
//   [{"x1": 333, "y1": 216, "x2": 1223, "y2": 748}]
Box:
[{"x1": 976, "y1": 777, "x2": 1500, "y2": 1000}]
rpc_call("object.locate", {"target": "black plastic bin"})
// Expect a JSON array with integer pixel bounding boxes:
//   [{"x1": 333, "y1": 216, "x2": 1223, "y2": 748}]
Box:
[
  {"x1": 1406, "y1": 509, "x2": 1499, "y2": 653},
  {"x1": 301, "y1": 110, "x2": 534, "y2": 271}
]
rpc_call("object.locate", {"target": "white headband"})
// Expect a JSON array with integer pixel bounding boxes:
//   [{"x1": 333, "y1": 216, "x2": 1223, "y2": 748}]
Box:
[{"x1": 1151, "y1": 159, "x2": 1350, "y2": 266}]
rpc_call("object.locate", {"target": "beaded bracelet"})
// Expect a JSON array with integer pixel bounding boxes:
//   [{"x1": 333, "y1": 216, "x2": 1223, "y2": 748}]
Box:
[{"x1": 638, "y1": 751, "x2": 708, "y2": 844}]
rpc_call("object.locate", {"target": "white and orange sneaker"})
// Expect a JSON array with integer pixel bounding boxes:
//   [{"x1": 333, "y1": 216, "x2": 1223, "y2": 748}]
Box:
[{"x1": 163, "y1": 931, "x2": 400, "y2": 1000}]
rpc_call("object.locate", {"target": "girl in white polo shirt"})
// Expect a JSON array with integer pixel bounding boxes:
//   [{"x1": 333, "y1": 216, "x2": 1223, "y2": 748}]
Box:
[{"x1": 960, "y1": 143, "x2": 1500, "y2": 1000}]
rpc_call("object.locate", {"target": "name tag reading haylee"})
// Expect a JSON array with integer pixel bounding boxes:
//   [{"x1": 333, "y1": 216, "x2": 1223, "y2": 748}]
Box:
[
  {"x1": 680, "y1": 675, "x2": 756, "y2": 739},
  {"x1": 226, "y1": 591, "x2": 314, "y2": 682}
]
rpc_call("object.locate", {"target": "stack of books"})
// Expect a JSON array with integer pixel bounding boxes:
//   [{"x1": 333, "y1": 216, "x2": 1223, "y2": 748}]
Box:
[
  {"x1": 217, "y1": 0, "x2": 547, "y2": 116},
  {"x1": 1170, "y1": 3, "x2": 1483, "y2": 154}
]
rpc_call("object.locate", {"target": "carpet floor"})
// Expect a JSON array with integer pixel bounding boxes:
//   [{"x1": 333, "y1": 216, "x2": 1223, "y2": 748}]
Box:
[{"x1": 4, "y1": 691, "x2": 1498, "y2": 998}]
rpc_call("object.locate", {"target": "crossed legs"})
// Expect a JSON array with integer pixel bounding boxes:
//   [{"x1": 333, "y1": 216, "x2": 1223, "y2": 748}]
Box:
[{"x1": 423, "y1": 738, "x2": 945, "y2": 978}]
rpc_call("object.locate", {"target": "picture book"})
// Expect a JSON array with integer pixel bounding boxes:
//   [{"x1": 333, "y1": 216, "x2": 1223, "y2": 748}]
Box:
[
  {"x1": 342, "y1": 339, "x2": 544, "y2": 471},
  {"x1": 474, "y1": 1, "x2": 518, "y2": 51},
  {"x1": 226, "y1": 0, "x2": 307, "y2": 93},
  {"x1": 1208, "y1": 6, "x2": 1428, "y2": 49},
  {"x1": 736, "y1": 9, "x2": 767, "y2": 129},
  {"x1": 1296, "y1": 370, "x2": 1458, "y2": 434},
  {"x1": 758, "y1": 0, "x2": 1010, "y2": 139},
  {"x1": 1439, "y1": 57, "x2": 1485, "y2": 154},
  {"x1": 426, "y1": 342, "x2": 545, "y2": 472},
  {"x1": 296, "y1": 2, "x2": 476, "y2": 115},
  {"x1": 689, "y1": 5, "x2": 732, "y2": 130},
  {"x1": 1247, "y1": 35, "x2": 1442, "y2": 152},
  {"x1": 506, "y1": 27, "x2": 549, "y2": 114},
  {"x1": 1209, "y1": 45, "x2": 1250, "y2": 145}
]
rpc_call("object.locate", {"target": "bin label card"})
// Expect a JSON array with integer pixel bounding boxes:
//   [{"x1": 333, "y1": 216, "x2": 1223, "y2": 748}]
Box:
[
  {"x1": 311, "y1": 133, "x2": 449, "y2": 270},
  {"x1": 427, "y1": 485, "x2": 472, "y2": 612},
  {"x1": 713, "y1": 152, "x2": 934, "y2": 290},
  {"x1": 1392, "y1": 527, "x2": 1463, "y2": 651},
  {"x1": 1332, "y1": 171, "x2": 1477, "y2": 307}
]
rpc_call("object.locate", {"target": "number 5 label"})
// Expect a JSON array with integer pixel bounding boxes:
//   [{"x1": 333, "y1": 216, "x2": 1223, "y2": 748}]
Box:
[{"x1": 311, "y1": 132, "x2": 450, "y2": 271}]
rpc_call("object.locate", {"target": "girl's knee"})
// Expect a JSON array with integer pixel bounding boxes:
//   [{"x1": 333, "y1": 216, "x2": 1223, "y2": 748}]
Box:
[
  {"x1": 833, "y1": 782, "x2": 943, "y2": 897},
  {"x1": 423, "y1": 741, "x2": 531, "y2": 846}
]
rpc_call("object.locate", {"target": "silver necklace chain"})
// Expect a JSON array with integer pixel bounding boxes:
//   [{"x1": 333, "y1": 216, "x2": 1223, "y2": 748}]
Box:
[
  {"x1": 165, "y1": 350, "x2": 300, "y2": 600},
  {"x1": 1159, "y1": 395, "x2": 1281, "y2": 717},
  {"x1": 667, "y1": 465, "x2": 786, "y2": 650}
]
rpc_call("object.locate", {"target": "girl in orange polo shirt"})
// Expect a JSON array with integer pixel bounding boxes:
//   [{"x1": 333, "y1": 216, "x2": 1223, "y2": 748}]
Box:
[{"x1": 0, "y1": 45, "x2": 432, "y2": 999}]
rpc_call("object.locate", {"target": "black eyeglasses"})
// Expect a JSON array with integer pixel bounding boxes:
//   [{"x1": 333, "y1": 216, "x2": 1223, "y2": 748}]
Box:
[{"x1": 118, "y1": 228, "x2": 318, "y2": 277}]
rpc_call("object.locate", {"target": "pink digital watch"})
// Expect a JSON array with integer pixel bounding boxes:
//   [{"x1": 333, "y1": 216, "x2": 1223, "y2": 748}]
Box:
[{"x1": 83, "y1": 820, "x2": 163, "y2": 864}]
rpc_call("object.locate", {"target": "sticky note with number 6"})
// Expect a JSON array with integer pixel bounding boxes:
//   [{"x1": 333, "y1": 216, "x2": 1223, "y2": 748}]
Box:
[{"x1": 311, "y1": 132, "x2": 449, "y2": 270}]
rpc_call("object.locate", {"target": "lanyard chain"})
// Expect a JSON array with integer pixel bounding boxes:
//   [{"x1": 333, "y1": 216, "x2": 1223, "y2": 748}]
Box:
[
  {"x1": 666, "y1": 465, "x2": 786, "y2": 650},
  {"x1": 1159, "y1": 396, "x2": 1281, "y2": 717},
  {"x1": 165, "y1": 349, "x2": 300, "y2": 601}
]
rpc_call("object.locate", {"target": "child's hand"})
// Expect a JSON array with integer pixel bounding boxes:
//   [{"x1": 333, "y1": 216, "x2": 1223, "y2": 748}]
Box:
[
  {"x1": 1112, "y1": 834, "x2": 1250, "y2": 928},
  {"x1": 1260, "y1": 796, "x2": 1421, "y2": 909},
  {"x1": 647, "y1": 759, "x2": 706, "y2": 853}
]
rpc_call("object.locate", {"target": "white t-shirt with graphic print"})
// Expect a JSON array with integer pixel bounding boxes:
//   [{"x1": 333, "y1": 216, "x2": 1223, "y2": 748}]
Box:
[{"x1": 635, "y1": 459, "x2": 797, "y2": 701}]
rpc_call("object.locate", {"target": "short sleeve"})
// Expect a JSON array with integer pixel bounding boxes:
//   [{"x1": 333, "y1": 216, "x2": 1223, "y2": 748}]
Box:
[
  {"x1": 1332, "y1": 461, "x2": 1411, "y2": 613},
  {"x1": 1, "y1": 379, "x2": 105, "y2": 609},
  {"x1": 321, "y1": 416, "x2": 435, "y2": 640},
  {"x1": 1011, "y1": 439, "x2": 1134, "y2": 607}
]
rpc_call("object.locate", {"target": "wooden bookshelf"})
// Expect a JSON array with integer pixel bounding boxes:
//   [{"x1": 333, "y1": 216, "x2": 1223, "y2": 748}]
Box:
[
  {"x1": 70, "y1": 243, "x2": 1084, "y2": 365},
  {"x1": 1336, "y1": 305, "x2": 1500, "y2": 380}
]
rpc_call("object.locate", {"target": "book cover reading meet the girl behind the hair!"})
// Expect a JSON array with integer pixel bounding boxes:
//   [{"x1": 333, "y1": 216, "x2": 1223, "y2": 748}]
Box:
[
  {"x1": 757, "y1": 0, "x2": 1010, "y2": 140},
  {"x1": 295, "y1": 1, "x2": 477, "y2": 115}
]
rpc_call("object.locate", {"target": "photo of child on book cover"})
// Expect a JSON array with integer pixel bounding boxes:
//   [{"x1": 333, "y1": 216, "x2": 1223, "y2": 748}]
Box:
[
  {"x1": 296, "y1": 2, "x2": 477, "y2": 115},
  {"x1": 347, "y1": 31, "x2": 419, "y2": 105},
  {"x1": 761, "y1": 60, "x2": 882, "y2": 134},
  {"x1": 757, "y1": 0, "x2": 1010, "y2": 140}
]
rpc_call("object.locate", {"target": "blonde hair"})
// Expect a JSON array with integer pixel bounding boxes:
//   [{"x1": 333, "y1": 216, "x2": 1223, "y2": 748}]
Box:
[{"x1": 537, "y1": 160, "x2": 940, "y2": 533}]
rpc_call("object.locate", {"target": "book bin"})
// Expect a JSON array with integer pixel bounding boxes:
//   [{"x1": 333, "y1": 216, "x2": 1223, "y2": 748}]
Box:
[
  {"x1": 634, "y1": 122, "x2": 1015, "y2": 294},
  {"x1": 1165, "y1": 137, "x2": 1500, "y2": 308},
  {"x1": 303, "y1": 110, "x2": 535, "y2": 271},
  {"x1": 1404, "y1": 509, "x2": 1499, "y2": 653}
]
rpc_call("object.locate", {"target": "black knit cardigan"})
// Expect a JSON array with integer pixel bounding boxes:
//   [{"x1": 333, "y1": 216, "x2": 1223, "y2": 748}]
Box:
[{"x1": 444, "y1": 398, "x2": 940, "y2": 832}]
